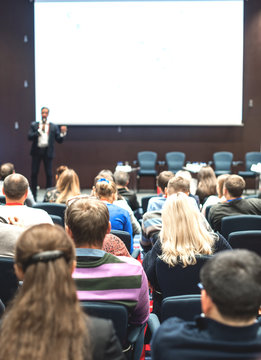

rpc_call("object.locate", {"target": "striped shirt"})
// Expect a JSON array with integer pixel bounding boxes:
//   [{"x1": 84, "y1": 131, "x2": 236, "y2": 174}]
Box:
[{"x1": 73, "y1": 248, "x2": 150, "y2": 325}]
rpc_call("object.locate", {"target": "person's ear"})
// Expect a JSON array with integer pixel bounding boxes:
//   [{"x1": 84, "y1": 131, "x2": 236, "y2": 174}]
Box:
[
  {"x1": 106, "y1": 221, "x2": 111, "y2": 235},
  {"x1": 164, "y1": 187, "x2": 168, "y2": 196},
  {"x1": 201, "y1": 289, "x2": 213, "y2": 316},
  {"x1": 65, "y1": 225, "x2": 73, "y2": 239},
  {"x1": 14, "y1": 263, "x2": 24, "y2": 281}
]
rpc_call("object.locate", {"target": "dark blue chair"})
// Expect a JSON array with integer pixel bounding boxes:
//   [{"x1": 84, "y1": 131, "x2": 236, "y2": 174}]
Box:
[
  {"x1": 228, "y1": 230, "x2": 261, "y2": 256},
  {"x1": 50, "y1": 214, "x2": 63, "y2": 226},
  {"x1": 161, "y1": 294, "x2": 202, "y2": 322},
  {"x1": 221, "y1": 215, "x2": 261, "y2": 240},
  {"x1": 137, "y1": 151, "x2": 158, "y2": 191},
  {"x1": 213, "y1": 151, "x2": 233, "y2": 176},
  {"x1": 165, "y1": 152, "x2": 186, "y2": 173},
  {"x1": 110, "y1": 230, "x2": 140, "y2": 258},
  {"x1": 0, "y1": 256, "x2": 19, "y2": 306},
  {"x1": 238, "y1": 152, "x2": 261, "y2": 192},
  {"x1": 81, "y1": 301, "x2": 145, "y2": 359},
  {"x1": 33, "y1": 202, "x2": 66, "y2": 226}
]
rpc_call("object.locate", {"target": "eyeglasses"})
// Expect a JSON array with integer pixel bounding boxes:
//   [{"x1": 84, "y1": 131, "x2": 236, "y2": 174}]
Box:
[{"x1": 197, "y1": 282, "x2": 204, "y2": 290}]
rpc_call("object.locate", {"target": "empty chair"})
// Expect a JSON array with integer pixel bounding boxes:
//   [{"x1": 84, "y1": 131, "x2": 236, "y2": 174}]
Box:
[
  {"x1": 228, "y1": 230, "x2": 261, "y2": 256},
  {"x1": 136, "y1": 151, "x2": 158, "y2": 191},
  {"x1": 238, "y1": 152, "x2": 261, "y2": 192},
  {"x1": 0, "y1": 256, "x2": 19, "y2": 306},
  {"x1": 156, "y1": 255, "x2": 212, "y2": 300},
  {"x1": 213, "y1": 151, "x2": 233, "y2": 176},
  {"x1": 165, "y1": 152, "x2": 186, "y2": 173},
  {"x1": 161, "y1": 294, "x2": 201, "y2": 322},
  {"x1": 33, "y1": 202, "x2": 66, "y2": 226},
  {"x1": 221, "y1": 215, "x2": 261, "y2": 240},
  {"x1": 81, "y1": 301, "x2": 145, "y2": 359}
]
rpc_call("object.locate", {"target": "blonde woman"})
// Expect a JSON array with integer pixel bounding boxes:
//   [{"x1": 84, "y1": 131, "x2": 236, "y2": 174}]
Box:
[
  {"x1": 142, "y1": 192, "x2": 231, "y2": 315},
  {"x1": 54, "y1": 169, "x2": 81, "y2": 204}
]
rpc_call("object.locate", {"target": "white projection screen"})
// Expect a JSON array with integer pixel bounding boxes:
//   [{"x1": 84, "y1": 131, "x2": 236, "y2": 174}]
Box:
[{"x1": 34, "y1": 0, "x2": 244, "y2": 126}]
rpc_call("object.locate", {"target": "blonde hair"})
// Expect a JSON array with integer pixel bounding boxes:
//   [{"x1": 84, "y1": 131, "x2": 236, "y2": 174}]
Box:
[
  {"x1": 160, "y1": 193, "x2": 215, "y2": 267},
  {"x1": 56, "y1": 169, "x2": 81, "y2": 204},
  {"x1": 95, "y1": 179, "x2": 117, "y2": 202}
]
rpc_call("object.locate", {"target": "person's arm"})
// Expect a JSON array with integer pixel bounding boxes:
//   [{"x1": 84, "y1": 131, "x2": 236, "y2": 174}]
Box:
[
  {"x1": 28, "y1": 122, "x2": 39, "y2": 141},
  {"x1": 54, "y1": 124, "x2": 67, "y2": 143}
]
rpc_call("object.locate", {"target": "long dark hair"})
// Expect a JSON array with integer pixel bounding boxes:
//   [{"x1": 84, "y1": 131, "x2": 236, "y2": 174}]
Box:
[{"x1": 0, "y1": 224, "x2": 90, "y2": 360}]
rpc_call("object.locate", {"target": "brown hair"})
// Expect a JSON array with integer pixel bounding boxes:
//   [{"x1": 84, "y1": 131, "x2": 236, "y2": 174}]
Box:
[
  {"x1": 0, "y1": 162, "x2": 14, "y2": 180},
  {"x1": 3, "y1": 173, "x2": 28, "y2": 200},
  {"x1": 157, "y1": 171, "x2": 175, "y2": 192},
  {"x1": 56, "y1": 169, "x2": 81, "y2": 204},
  {"x1": 65, "y1": 198, "x2": 109, "y2": 248},
  {"x1": 216, "y1": 174, "x2": 230, "y2": 198},
  {"x1": 224, "y1": 174, "x2": 245, "y2": 198},
  {"x1": 196, "y1": 166, "x2": 217, "y2": 204},
  {"x1": 55, "y1": 165, "x2": 68, "y2": 180},
  {"x1": 167, "y1": 176, "x2": 190, "y2": 195},
  {"x1": 0, "y1": 224, "x2": 90, "y2": 360}
]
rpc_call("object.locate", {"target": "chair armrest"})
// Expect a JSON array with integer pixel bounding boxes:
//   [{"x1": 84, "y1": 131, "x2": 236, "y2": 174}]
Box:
[
  {"x1": 147, "y1": 313, "x2": 160, "y2": 335},
  {"x1": 131, "y1": 248, "x2": 140, "y2": 259},
  {"x1": 233, "y1": 161, "x2": 243, "y2": 166}
]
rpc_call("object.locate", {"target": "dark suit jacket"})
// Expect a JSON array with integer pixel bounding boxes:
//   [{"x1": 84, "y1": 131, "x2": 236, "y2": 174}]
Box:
[{"x1": 28, "y1": 122, "x2": 64, "y2": 159}]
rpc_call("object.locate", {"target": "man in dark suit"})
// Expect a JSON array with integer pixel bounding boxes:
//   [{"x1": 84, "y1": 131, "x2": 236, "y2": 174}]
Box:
[{"x1": 28, "y1": 107, "x2": 67, "y2": 200}]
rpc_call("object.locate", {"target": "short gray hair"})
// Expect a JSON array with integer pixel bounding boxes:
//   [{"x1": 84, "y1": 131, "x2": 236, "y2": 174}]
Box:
[{"x1": 4, "y1": 174, "x2": 28, "y2": 199}]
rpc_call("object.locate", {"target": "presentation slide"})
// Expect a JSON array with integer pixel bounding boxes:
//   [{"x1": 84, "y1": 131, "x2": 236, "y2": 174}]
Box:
[{"x1": 34, "y1": 0, "x2": 244, "y2": 126}]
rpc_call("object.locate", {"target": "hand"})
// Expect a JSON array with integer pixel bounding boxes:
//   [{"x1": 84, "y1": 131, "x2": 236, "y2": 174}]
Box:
[
  {"x1": 60, "y1": 125, "x2": 67, "y2": 134},
  {"x1": 8, "y1": 217, "x2": 25, "y2": 228}
]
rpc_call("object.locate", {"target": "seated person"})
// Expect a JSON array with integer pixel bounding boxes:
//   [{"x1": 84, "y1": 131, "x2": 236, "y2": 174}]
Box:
[
  {"x1": 151, "y1": 249, "x2": 261, "y2": 360},
  {"x1": 94, "y1": 178, "x2": 133, "y2": 251},
  {"x1": 0, "y1": 174, "x2": 53, "y2": 226},
  {"x1": 196, "y1": 165, "x2": 217, "y2": 205},
  {"x1": 209, "y1": 174, "x2": 261, "y2": 232},
  {"x1": 43, "y1": 164, "x2": 68, "y2": 202},
  {"x1": 44, "y1": 168, "x2": 81, "y2": 204},
  {"x1": 65, "y1": 197, "x2": 150, "y2": 325},
  {"x1": 114, "y1": 170, "x2": 140, "y2": 211},
  {"x1": 147, "y1": 171, "x2": 174, "y2": 212},
  {"x1": 0, "y1": 223, "x2": 124, "y2": 360},
  {"x1": 0, "y1": 162, "x2": 35, "y2": 207},
  {"x1": 175, "y1": 170, "x2": 200, "y2": 207},
  {"x1": 143, "y1": 192, "x2": 230, "y2": 316}
]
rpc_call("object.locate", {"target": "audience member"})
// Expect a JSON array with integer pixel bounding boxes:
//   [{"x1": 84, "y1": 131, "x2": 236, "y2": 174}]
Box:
[
  {"x1": 0, "y1": 162, "x2": 35, "y2": 207},
  {"x1": 43, "y1": 164, "x2": 68, "y2": 202},
  {"x1": 94, "y1": 178, "x2": 133, "y2": 251},
  {"x1": 151, "y1": 249, "x2": 261, "y2": 360},
  {"x1": 114, "y1": 170, "x2": 140, "y2": 211},
  {"x1": 175, "y1": 170, "x2": 200, "y2": 207},
  {"x1": 196, "y1": 165, "x2": 217, "y2": 205},
  {"x1": 143, "y1": 192, "x2": 230, "y2": 316},
  {"x1": 209, "y1": 174, "x2": 261, "y2": 232},
  {"x1": 147, "y1": 171, "x2": 174, "y2": 212},
  {"x1": 0, "y1": 174, "x2": 53, "y2": 226},
  {"x1": 201, "y1": 174, "x2": 229, "y2": 217},
  {"x1": 0, "y1": 218, "x2": 24, "y2": 257},
  {"x1": 54, "y1": 168, "x2": 81, "y2": 204},
  {"x1": 65, "y1": 197, "x2": 150, "y2": 325},
  {"x1": 0, "y1": 223, "x2": 124, "y2": 360},
  {"x1": 141, "y1": 176, "x2": 206, "y2": 248}
]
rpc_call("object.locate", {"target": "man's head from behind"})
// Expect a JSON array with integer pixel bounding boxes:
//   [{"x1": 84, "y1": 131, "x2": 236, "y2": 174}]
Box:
[
  {"x1": 3, "y1": 174, "x2": 28, "y2": 201},
  {"x1": 167, "y1": 176, "x2": 190, "y2": 196},
  {"x1": 224, "y1": 174, "x2": 245, "y2": 198},
  {"x1": 157, "y1": 171, "x2": 175, "y2": 193},
  {"x1": 0, "y1": 163, "x2": 15, "y2": 180},
  {"x1": 114, "y1": 171, "x2": 130, "y2": 187},
  {"x1": 200, "y1": 249, "x2": 261, "y2": 324},
  {"x1": 65, "y1": 198, "x2": 110, "y2": 248}
]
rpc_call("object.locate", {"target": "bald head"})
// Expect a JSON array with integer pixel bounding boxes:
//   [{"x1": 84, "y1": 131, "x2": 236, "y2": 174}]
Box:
[
  {"x1": 3, "y1": 174, "x2": 29, "y2": 201},
  {"x1": 0, "y1": 163, "x2": 14, "y2": 180}
]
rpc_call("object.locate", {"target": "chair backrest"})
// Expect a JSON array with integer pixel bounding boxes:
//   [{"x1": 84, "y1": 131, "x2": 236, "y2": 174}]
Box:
[
  {"x1": 0, "y1": 196, "x2": 6, "y2": 205},
  {"x1": 50, "y1": 214, "x2": 63, "y2": 226},
  {"x1": 110, "y1": 229, "x2": 131, "y2": 253},
  {"x1": 0, "y1": 256, "x2": 19, "y2": 306},
  {"x1": 228, "y1": 230, "x2": 261, "y2": 256},
  {"x1": 245, "y1": 152, "x2": 261, "y2": 171},
  {"x1": 213, "y1": 151, "x2": 233, "y2": 172},
  {"x1": 161, "y1": 295, "x2": 201, "y2": 322},
  {"x1": 165, "y1": 152, "x2": 186, "y2": 173},
  {"x1": 221, "y1": 215, "x2": 261, "y2": 240},
  {"x1": 156, "y1": 255, "x2": 212, "y2": 299},
  {"x1": 137, "y1": 151, "x2": 157, "y2": 171},
  {"x1": 205, "y1": 205, "x2": 212, "y2": 222},
  {"x1": 33, "y1": 202, "x2": 66, "y2": 226},
  {"x1": 141, "y1": 195, "x2": 158, "y2": 213},
  {"x1": 80, "y1": 301, "x2": 129, "y2": 346}
]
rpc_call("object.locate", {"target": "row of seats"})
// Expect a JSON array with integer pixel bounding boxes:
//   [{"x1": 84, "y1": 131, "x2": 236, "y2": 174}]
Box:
[{"x1": 136, "y1": 151, "x2": 261, "y2": 190}]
